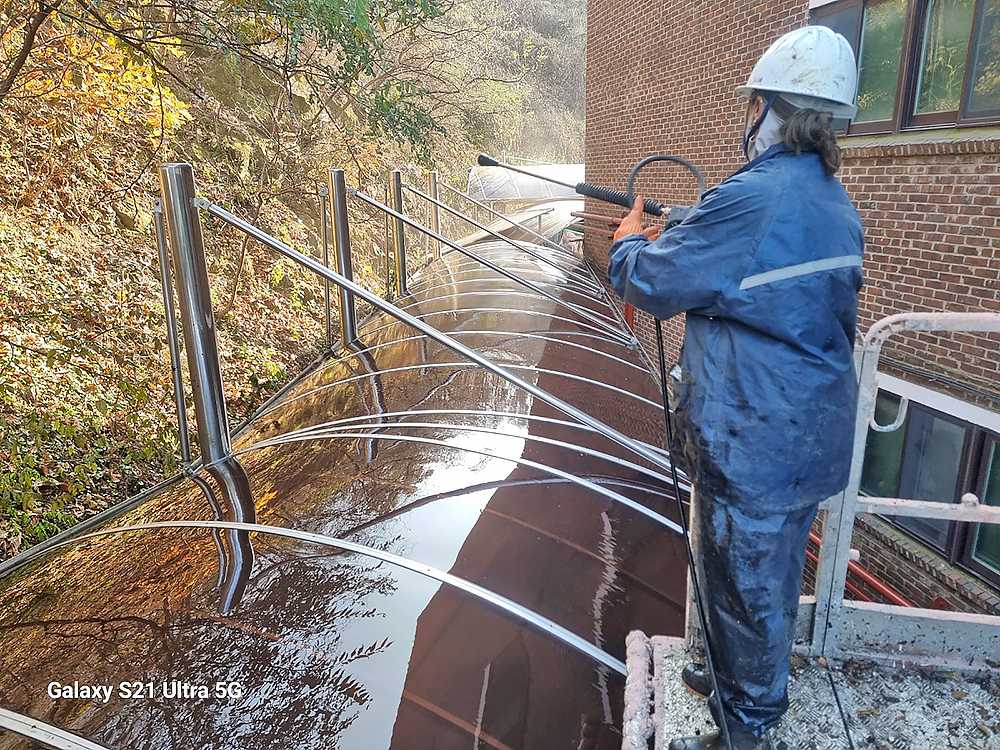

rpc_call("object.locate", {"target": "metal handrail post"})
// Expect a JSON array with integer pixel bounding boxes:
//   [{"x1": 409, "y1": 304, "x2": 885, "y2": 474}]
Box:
[
  {"x1": 428, "y1": 170, "x2": 442, "y2": 257},
  {"x1": 390, "y1": 170, "x2": 407, "y2": 296},
  {"x1": 152, "y1": 198, "x2": 192, "y2": 465},
  {"x1": 318, "y1": 185, "x2": 333, "y2": 348},
  {"x1": 328, "y1": 169, "x2": 359, "y2": 347},
  {"x1": 158, "y1": 163, "x2": 231, "y2": 463}
]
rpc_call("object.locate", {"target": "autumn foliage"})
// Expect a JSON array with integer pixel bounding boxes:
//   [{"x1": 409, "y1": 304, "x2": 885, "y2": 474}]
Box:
[{"x1": 0, "y1": 0, "x2": 585, "y2": 558}]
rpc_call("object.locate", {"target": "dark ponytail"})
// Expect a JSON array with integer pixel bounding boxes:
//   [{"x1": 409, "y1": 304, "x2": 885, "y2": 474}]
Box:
[{"x1": 781, "y1": 109, "x2": 842, "y2": 176}]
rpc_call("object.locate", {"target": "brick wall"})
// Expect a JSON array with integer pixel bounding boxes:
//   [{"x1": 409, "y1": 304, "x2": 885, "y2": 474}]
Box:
[
  {"x1": 585, "y1": 0, "x2": 1000, "y2": 610},
  {"x1": 585, "y1": 1, "x2": 1000, "y2": 410},
  {"x1": 585, "y1": 0, "x2": 808, "y2": 362}
]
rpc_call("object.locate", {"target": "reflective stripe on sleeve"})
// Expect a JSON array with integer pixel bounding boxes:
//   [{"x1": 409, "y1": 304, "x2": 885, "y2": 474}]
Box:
[{"x1": 739, "y1": 255, "x2": 862, "y2": 291}]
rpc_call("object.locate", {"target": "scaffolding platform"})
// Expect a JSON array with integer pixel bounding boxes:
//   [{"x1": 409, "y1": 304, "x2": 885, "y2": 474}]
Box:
[{"x1": 624, "y1": 633, "x2": 1000, "y2": 750}]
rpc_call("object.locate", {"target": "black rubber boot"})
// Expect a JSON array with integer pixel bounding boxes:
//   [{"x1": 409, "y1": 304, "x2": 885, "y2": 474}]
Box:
[
  {"x1": 681, "y1": 662, "x2": 710, "y2": 698},
  {"x1": 668, "y1": 729, "x2": 773, "y2": 750}
]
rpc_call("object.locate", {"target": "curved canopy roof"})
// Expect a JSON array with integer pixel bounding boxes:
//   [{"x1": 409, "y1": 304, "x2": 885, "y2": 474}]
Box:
[
  {"x1": 466, "y1": 164, "x2": 584, "y2": 202},
  {"x1": 0, "y1": 227, "x2": 687, "y2": 750}
]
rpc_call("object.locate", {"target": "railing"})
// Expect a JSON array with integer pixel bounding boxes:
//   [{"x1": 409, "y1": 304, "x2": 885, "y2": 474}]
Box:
[
  {"x1": 153, "y1": 162, "x2": 665, "y2": 489},
  {"x1": 801, "y1": 312, "x2": 1000, "y2": 671}
]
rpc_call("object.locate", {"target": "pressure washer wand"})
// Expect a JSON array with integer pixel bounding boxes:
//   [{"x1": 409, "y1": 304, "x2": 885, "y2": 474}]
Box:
[{"x1": 477, "y1": 153, "x2": 670, "y2": 217}]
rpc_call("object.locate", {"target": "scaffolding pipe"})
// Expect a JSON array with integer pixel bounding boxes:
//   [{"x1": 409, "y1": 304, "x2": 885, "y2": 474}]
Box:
[
  {"x1": 390, "y1": 170, "x2": 407, "y2": 296},
  {"x1": 158, "y1": 163, "x2": 231, "y2": 463},
  {"x1": 152, "y1": 198, "x2": 192, "y2": 465},
  {"x1": 327, "y1": 169, "x2": 358, "y2": 347}
]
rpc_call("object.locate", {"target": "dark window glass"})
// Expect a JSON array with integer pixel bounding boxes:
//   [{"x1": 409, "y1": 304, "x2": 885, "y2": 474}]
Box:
[
  {"x1": 967, "y1": 0, "x2": 1000, "y2": 115},
  {"x1": 915, "y1": 0, "x2": 978, "y2": 114},
  {"x1": 813, "y1": 2, "x2": 864, "y2": 57},
  {"x1": 897, "y1": 407, "x2": 968, "y2": 549},
  {"x1": 972, "y1": 442, "x2": 1000, "y2": 572},
  {"x1": 861, "y1": 393, "x2": 906, "y2": 496},
  {"x1": 856, "y1": 0, "x2": 909, "y2": 122}
]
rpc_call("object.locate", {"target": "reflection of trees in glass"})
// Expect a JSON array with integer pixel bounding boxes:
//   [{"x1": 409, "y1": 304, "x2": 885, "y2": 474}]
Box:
[
  {"x1": 0, "y1": 531, "x2": 403, "y2": 750},
  {"x1": 969, "y1": 0, "x2": 1000, "y2": 114},
  {"x1": 857, "y1": 0, "x2": 908, "y2": 122},
  {"x1": 915, "y1": 0, "x2": 976, "y2": 114}
]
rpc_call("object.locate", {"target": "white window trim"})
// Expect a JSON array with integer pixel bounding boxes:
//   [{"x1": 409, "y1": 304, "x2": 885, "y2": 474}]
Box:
[
  {"x1": 877, "y1": 372, "x2": 1000, "y2": 434},
  {"x1": 809, "y1": 0, "x2": 841, "y2": 8}
]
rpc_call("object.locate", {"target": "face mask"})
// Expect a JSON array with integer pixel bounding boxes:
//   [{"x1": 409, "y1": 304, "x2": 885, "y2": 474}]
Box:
[
  {"x1": 742, "y1": 94, "x2": 781, "y2": 161},
  {"x1": 749, "y1": 109, "x2": 785, "y2": 159}
]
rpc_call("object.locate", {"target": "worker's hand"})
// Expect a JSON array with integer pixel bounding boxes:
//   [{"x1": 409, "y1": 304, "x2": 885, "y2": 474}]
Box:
[{"x1": 612, "y1": 197, "x2": 661, "y2": 243}]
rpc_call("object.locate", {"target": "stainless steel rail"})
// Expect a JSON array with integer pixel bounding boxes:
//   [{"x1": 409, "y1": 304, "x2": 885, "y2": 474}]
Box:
[
  {"x1": 235, "y1": 431, "x2": 681, "y2": 533},
  {"x1": 438, "y1": 180, "x2": 576, "y2": 256},
  {"x1": 404, "y1": 182, "x2": 597, "y2": 289},
  {"x1": 44, "y1": 520, "x2": 628, "y2": 675},
  {"x1": 252, "y1": 361, "x2": 664, "y2": 420},
  {"x1": 428, "y1": 170, "x2": 442, "y2": 257},
  {"x1": 193, "y1": 192, "x2": 674, "y2": 477},
  {"x1": 390, "y1": 170, "x2": 408, "y2": 296},
  {"x1": 317, "y1": 184, "x2": 334, "y2": 347},
  {"x1": 349, "y1": 188, "x2": 631, "y2": 345},
  {"x1": 328, "y1": 169, "x2": 359, "y2": 346},
  {"x1": 152, "y1": 199, "x2": 192, "y2": 465},
  {"x1": 159, "y1": 164, "x2": 231, "y2": 462},
  {"x1": 312, "y1": 330, "x2": 650, "y2": 376}
]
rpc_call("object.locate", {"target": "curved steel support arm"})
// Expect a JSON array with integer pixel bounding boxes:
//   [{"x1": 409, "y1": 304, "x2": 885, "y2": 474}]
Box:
[
  {"x1": 349, "y1": 190, "x2": 629, "y2": 344},
  {"x1": 47, "y1": 520, "x2": 627, "y2": 676},
  {"x1": 194, "y1": 197, "x2": 675, "y2": 479}
]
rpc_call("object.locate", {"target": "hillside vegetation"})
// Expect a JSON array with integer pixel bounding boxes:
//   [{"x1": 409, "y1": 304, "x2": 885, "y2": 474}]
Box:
[{"x1": 0, "y1": 0, "x2": 585, "y2": 558}]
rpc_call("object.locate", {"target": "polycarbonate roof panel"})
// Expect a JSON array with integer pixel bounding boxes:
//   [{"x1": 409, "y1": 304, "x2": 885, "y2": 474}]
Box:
[
  {"x1": 466, "y1": 165, "x2": 585, "y2": 202},
  {"x1": 0, "y1": 233, "x2": 686, "y2": 749}
]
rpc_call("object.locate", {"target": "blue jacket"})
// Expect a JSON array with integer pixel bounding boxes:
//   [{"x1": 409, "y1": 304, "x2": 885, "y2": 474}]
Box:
[{"x1": 609, "y1": 145, "x2": 864, "y2": 512}]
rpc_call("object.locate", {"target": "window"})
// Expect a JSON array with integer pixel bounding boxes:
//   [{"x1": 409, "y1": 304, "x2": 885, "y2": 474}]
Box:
[
  {"x1": 963, "y1": 437, "x2": 1000, "y2": 580},
  {"x1": 857, "y1": 0, "x2": 910, "y2": 124},
  {"x1": 860, "y1": 386, "x2": 1000, "y2": 586},
  {"x1": 811, "y1": 0, "x2": 1000, "y2": 131}
]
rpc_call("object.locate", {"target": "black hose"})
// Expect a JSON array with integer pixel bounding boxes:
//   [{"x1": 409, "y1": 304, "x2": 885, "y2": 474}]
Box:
[{"x1": 655, "y1": 320, "x2": 733, "y2": 750}]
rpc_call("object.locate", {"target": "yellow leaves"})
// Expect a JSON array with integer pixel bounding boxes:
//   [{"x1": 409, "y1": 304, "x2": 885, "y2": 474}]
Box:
[{"x1": 146, "y1": 86, "x2": 192, "y2": 145}]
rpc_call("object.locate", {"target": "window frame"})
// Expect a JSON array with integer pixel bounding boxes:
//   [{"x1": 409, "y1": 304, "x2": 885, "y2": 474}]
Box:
[
  {"x1": 862, "y1": 379, "x2": 1000, "y2": 589},
  {"x1": 958, "y1": 431, "x2": 1000, "y2": 587},
  {"x1": 811, "y1": 0, "x2": 1000, "y2": 134},
  {"x1": 962, "y1": 0, "x2": 1000, "y2": 122},
  {"x1": 890, "y1": 399, "x2": 975, "y2": 552}
]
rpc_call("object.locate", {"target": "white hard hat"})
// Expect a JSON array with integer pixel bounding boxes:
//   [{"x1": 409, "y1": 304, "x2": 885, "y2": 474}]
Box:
[{"x1": 736, "y1": 26, "x2": 858, "y2": 119}]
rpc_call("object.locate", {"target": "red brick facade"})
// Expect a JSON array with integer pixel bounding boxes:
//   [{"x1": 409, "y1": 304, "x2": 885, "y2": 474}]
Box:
[
  {"x1": 584, "y1": 0, "x2": 999, "y2": 410},
  {"x1": 584, "y1": 0, "x2": 1000, "y2": 611}
]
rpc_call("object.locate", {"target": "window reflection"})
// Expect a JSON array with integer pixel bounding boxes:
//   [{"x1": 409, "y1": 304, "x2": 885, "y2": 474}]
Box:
[
  {"x1": 973, "y1": 442, "x2": 1000, "y2": 571},
  {"x1": 967, "y1": 0, "x2": 1000, "y2": 115},
  {"x1": 856, "y1": 0, "x2": 908, "y2": 123},
  {"x1": 914, "y1": 0, "x2": 977, "y2": 115}
]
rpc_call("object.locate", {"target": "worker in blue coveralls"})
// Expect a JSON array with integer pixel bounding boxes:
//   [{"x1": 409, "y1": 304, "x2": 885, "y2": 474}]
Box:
[{"x1": 609, "y1": 26, "x2": 863, "y2": 750}]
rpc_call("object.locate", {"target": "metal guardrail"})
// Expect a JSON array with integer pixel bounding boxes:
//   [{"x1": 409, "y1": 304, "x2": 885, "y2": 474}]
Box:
[
  {"x1": 154, "y1": 162, "x2": 661, "y2": 480},
  {"x1": 802, "y1": 312, "x2": 1000, "y2": 671}
]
